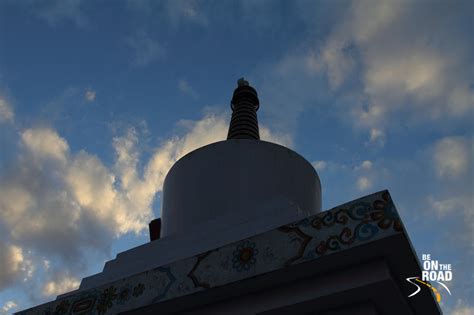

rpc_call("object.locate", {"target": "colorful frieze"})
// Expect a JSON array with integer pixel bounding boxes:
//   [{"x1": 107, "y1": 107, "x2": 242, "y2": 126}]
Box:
[{"x1": 18, "y1": 190, "x2": 404, "y2": 315}]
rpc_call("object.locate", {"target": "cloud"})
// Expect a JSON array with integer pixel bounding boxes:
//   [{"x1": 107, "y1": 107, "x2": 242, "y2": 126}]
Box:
[
  {"x1": 1, "y1": 300, "x2": 18, "y2": 314},
  {"x1": 312, "y1": 160, "x2": 327, "y2": 171},
  {"x1": 0, "y1": 96, "x2": 14, "y2": 123},
  {"x1": 315, "y1": 0, "x2": 474, "y2": 127},
  {"x1": 42, "y1": 260, "x2": 51, "y2": 271},
  {"x1": 452, "y1": 307, "x2": 474, "y2": 315},
  {"x1": 311, "y1": 160, "x2": 349, "y2": 173},
  {"x1": 426, "y1": 137, "x2": 473, "y2": 247},
  {"x1": 428, "y1": 195, "x2": 472, "y2": 219},
  {"x1": 307, "y1": 37, "x2": 356, "y2": 90},
  {"x1": 66, "y1": 152, "x2": 122, "y2": 228},
  {"x1": 21, "y1": 128, "x2": 69, "y2": 163},
  {"x1": 126, "y1": 31, "x2": 164, "y2": 67},
  {"x1": 84, "y1": 89, "x2": 96, "y2": 102},
  {"x1": 356, "y1": 176, "x2": 371, "y2": 191},
  {"x1": 366, "y1": 128, "x2": 386, "y2": 147},
  {"x1": 356, "y1": 160, "x2": 372, "y2": 171},
  {"x1": 1, "y1": 127, "x2": 153, "y2": 298},
  {"x1": 311, "y1": 159, "x2": 381, "y2": 194},
  {"x1": 354, "y1": 160, "x2": 376, "y2": 191},
  {"x1": 451, "y1": 300, "x2": 474, "y2": 315},
  {"x1": 263, "y1": 0, "x2": 473, "y2": 141},
  {"x1": 259, "y1": 124, "x2": 293, "y2": 148},
  {"x1": 178, "y1": 79, "x2": 198, "y2": 99},
  {"x1": 24, "y1": 0, "x2": 89, "y2": 28},
  {"x1": 422, "y1": 136, "x2": 473, "y2": 312},
  {"x1": 42, "y1": 274, "x2": 80, "y2": 297},
  {"x1": 0, "y1": 242, "x2": 24, "y2": 291},
  {"x1": 125, "y1": 1, "x2": 208, "y2": 67},
  {"x1": 433, "y1": 136, "x2": 472, "y2": 179},
  {"x1": 163, "y1": 0, "x2": 208, "y2": 28},
  {"x1": 255, "y1": 52, "x2": 328, "y2": 135}
]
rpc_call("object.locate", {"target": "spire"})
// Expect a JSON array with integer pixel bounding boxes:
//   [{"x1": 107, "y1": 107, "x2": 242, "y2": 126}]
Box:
[{"x1": 227, "y1": 78, "x2": 260, "y2": 140}]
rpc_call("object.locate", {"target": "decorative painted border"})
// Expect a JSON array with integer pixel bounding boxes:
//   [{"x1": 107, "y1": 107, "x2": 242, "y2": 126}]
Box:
[{"x1": 18, "y1": 190, "x2": 403, "y2": 315}]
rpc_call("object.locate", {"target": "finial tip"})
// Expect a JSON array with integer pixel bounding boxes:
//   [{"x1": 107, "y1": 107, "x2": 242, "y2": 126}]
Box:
[{"x1": 237, "y1": 77, "x2": 249, "y2": 87}]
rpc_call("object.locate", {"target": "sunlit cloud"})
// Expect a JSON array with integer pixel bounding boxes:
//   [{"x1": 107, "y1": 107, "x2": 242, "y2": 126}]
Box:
[
  {"x1": 0, "y1": 242, "x2": 24, "y2": 290},
  {"x1": 42, "y1": 275, "x2": 80, "y2": 297},
  {"x1": 0, "y1": 96, "x2": 14, "y2": 123},
  {"x1": 1, "y1": 300, "x2": 18, "y2": 314},
  {"x1": 433, "y1": 137, "x2": 471, "y2": 179},
  {"x1": 85, "y1": 89, "x2": 96, "y2": 102}
]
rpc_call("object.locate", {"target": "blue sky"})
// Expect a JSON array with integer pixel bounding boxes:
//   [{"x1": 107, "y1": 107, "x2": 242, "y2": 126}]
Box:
[{"x1": 0, "y1": 0, "x2": 473, "y2": 313}]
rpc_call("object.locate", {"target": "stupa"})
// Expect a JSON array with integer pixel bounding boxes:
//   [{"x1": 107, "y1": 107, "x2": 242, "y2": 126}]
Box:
[{"x1": 19, "y1": 79, "x2": 441, "y2": 315}]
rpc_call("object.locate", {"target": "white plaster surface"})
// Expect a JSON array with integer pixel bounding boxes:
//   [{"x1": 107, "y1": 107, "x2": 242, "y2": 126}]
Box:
[{"x1": 161, "y1": 139, "x2": 322, "y2": 237}]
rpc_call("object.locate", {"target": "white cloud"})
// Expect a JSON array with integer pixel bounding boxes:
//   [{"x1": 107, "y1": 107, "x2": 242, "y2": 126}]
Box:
[
  {"x1": 0, "y1": 96, "x2": 14, "y2": 123},
  {"x1": 20, "y1": 255, "x2": 35, "y2": 282},
  {"x1": 452, "y1": 307, "x2": 474, "y2": 315},
  {"x1": 349, "y1": 1, "x2": 403, "y2": 43},
  {"x1": 357, "y1": 176, "x2": 371, "y2": 191},
  {"x1": 164, "y1": 0, "x2": 208, "y2": 28},
  {"x1": 304, "y1": 0, "x2": 404, "y2": 90},
  {"x1": 357, "y1": 160, "x2": 373, "y2": 171},
  {"x1": 433, "y1": 137, "x2": 471, "y2": 179},
  {"x1": 451, "y1": 300, "x2": 474, "y2": 315},
  {"x1": 357, "y1": 2, "x2": 471, "y2": 119},
  {"x1": 113, "y1": 128, "x2": 140, "y2": 190},
  {"x1": 298, "y1": 0, "x2": 474, "y2": 140},
  {"x1": 42, "y1": 275, "x2": 80, "y2": 297},
  {"x1": 66, "y1": 152, "x2": 117, "y2": 222},
  {"x1": 311, "y1": 159, "x2": 379, "y2": 193},
  {"x1": 311, "y1": 160, "x2": 348, "y2": 173},
  {"x1": 178, "y1": 79, "x2": 198, "y2": 99},
  {"x1": 0, "y1": 187, "x2": 34, "y2": 233},
  {"x1": 0, "y1": 242, "x2": 24, "y2": 290},
  {"x1": 260, "y1": 125, "x2": 293, "y2": 148},
  {"x1": 27, "y1": 0, "x2": 88, "y2": 28},
  {"x1": 43, "y1": 260, "x2": 51, "y2": 271},
  {"x1": 1, "y1": 301, "x2": 18, "y2": 314},
  {"x1": 255, "y1": 53, "x2": 327, "y2": 134},
  {"x1": 312, "y1": 160, "x2": 327, "y2": 171},
  {"x1": 308, "y1": 38, "x2": 355, "y2": 90},
  {"x1": 353, "y1": 160, "x2": 379, "y2": 192},
  {"x1": 367, "y1": 128, "x2": 386, "y2": 147},
  {"x1": 127, "y1": 31, "x2": 164, "y2": 67},
  {"x1": 85, "y1": 89, "x2": 96, "y2": 102},
  {"x1": 448, "y1": 85, "x2": 474, "y2": 116},
  {"x1": 21, "y1": 128, "x2": 69, "y2": 163},
  {"x1": 364, "y1": 50, "x2": 444, "y2": 98},
  {"x1": 351, "y1": 105, "x2": 387, "y2": 132},
  {"x1": 428, "y1": 195, "x2": 472, "y2": 219}
]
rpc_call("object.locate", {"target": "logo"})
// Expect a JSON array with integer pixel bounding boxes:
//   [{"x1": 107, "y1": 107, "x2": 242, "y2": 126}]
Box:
[{"x1": 406, "y1": 254, "x2": 452, "y2": 303}]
